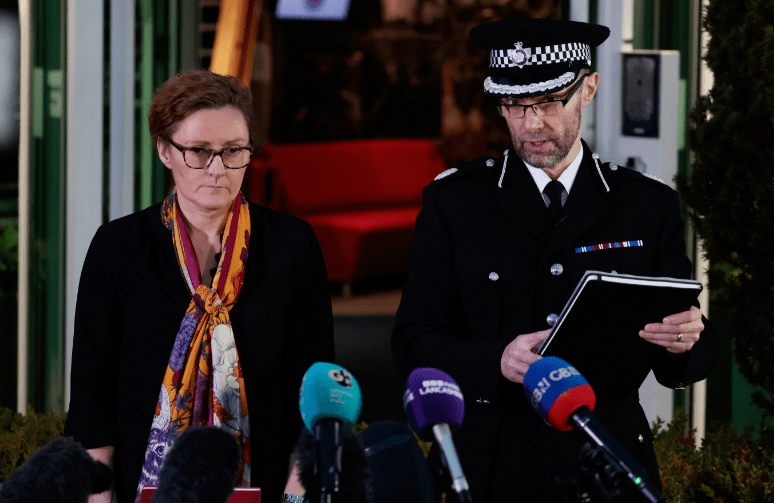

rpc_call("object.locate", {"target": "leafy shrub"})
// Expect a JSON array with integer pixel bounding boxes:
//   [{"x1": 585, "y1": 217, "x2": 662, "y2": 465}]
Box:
[
  {"x1": 653, "y1": 410, "x2": 774, "y2": 502},
  {"x1": 0, "y1": 225, "x2": 18, "y2": 274},
  {"x1": 677, "y1": 0, "x2": 774, "y2": 418},
  {"x1": 0, "y1": 407, "x2": 67, "y2": 482}
]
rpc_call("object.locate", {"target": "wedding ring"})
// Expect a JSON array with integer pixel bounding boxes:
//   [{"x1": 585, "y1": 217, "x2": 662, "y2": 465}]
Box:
[{"x1": 676, "y1": 333, "x2": 683, "y2": 342}]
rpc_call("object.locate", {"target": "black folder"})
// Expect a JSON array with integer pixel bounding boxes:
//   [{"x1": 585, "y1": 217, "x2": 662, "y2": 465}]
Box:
[{"x1": 536, "y1": 271, "x2": 703, "y2": 389}]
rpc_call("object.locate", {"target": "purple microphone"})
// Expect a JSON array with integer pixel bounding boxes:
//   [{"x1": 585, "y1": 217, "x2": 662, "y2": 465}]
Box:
[
  {"x1": 403, "y1": 368, "x2": 471, "y2": 503},
  {"x1": 403, "y1": 367, "x2": 464, "y2": 441}
]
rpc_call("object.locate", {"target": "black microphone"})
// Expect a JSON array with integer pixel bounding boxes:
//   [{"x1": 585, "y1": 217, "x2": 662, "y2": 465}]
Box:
[
  {"x1": 361, "y1": 421, "x2": 435, "y2": 503},
  {"x1": 403, "y1": 367, "x2": 472, "y2": 503},
  {"x1": 153, "y1": 426, "x2": 240, "y2": 503},
  {"x1": 294, "y1": 427, "x2": 373, "y2": 503},
  {"x1": 523, "y1": 356, "x2": 664, "y2": 503},
  {"x1": 0, "y1": 436, "x2": 112, "y2": 503}
]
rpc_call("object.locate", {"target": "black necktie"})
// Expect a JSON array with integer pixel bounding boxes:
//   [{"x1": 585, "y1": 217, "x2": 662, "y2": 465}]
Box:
[{"x1": 544, "y1": 180, "x2": 565, "y2": 224}]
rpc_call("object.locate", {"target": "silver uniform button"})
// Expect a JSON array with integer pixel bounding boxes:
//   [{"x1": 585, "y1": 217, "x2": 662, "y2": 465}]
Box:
[
  {"x1": 488, "y1": 272, "x2": 499, "y2": 281},
  {"x1": 638, "y1": 434, "x2": 644, "y2": 443},
  {"x1": 547, "y1": 313, "x2": 559, "y2": 326},
  {"x1": 486, "y1": 159, "x2": 495, "y2": 167},
  {"x1": 610, "y1": 163, "x2": 618, "y2": 171},
  {"x1": 550, "y1": 263, "x2": 564, "y2": 276}
]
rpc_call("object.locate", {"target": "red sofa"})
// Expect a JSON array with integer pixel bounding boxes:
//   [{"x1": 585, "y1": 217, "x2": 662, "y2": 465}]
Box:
[{"x1": 244, "y1": 139, "x2": 447, "y2": 289}]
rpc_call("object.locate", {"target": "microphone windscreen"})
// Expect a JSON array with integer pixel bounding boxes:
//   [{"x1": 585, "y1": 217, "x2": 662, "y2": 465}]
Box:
[
  {"x1": 294, "y1": 427, "x2": 374, "y2": 503},
  {"x1": 153, "y1": 427, "x2": 240, "y2": 503},
  {"x1": 299, "y1": 362, "x2": 362, "y2": 432},
  {"x1": 523, "y1": 356, "x2": 596, "y2": 431},
  {"x1": 403, "y1": 368, "x2": 464, "y2": 442},
  {"x1": 361, "y1": 421, "x2": 435, "y2": 503},
  {"x1": 0, "y1": 436, "x2": 112, "y2": 503}
]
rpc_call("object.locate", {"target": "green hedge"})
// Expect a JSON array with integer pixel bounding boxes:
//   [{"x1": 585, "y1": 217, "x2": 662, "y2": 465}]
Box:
[
  {"x1": 653, "y1": 409, "x2": 774, "y2": 502},
  {"x1": 0, "y1": 407, "x2": 67, "y2": 482}
]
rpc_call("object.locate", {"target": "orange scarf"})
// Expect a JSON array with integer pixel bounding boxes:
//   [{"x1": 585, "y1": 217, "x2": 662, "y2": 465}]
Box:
[{"x1": 136, "y1": 190, "x2": 251, "y2": 500}]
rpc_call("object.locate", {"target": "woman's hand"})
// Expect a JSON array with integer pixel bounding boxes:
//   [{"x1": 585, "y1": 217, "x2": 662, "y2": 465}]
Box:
[
  {"x1": 283, "y1": 455, "x2": 306, "y2": 497},
  {"x1": 87, "y1": 446, "x2": 114, "y2": 503}
]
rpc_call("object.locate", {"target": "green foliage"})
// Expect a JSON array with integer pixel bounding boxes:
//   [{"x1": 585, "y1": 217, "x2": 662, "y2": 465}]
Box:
[
  {"x1": 0, "y1": 225, "x2": 18, "y2": 274},
  {"x1": 676, "y1": 0, "x2": 774, "y2": 417},
  {"x1": 653, "y1": 410, "x2": 774, "y2": 502},
  {"x1": 0, "y1": 407, "x2": 67, "y2": 482}
]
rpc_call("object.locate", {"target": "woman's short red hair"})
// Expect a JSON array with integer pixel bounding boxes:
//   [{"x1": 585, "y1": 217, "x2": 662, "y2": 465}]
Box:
[{"x1": 148, "y1": 69, "x2": 255, "y2": 145}]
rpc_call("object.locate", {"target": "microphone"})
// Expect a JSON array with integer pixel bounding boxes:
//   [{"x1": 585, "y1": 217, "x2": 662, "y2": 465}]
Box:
[
  {"x1": 523, "y1": 356, "x2": 664, "y2": 503},
  {"x1": 403, "y1": 367, "x2": 472, "y2": 503},
  {"x1": 361, "y1": 421, "x2": 435, "y2": 503},
  {"x1": 0, "y1": 436, "x2": 112, "y2": 503},
  {"x1": 153, "y1": 426, "x2": 240, "y2": 503},
  {"x1": 294, "y1": 427, "x2": 373, "y2": 503},
  {"x1": 299, "y1": 362, "x2": 363, "y2": 503}
]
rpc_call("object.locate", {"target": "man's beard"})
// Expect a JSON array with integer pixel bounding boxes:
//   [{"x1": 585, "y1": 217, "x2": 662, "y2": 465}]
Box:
[{"x1": 512, "y1": 104, "x2": 582, "y2": 168}]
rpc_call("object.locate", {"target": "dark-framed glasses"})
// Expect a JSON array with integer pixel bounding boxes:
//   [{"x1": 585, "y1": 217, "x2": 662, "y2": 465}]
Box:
[
  {"x1": 168, "y1": 139, "x2": 254, "y2": 169},
  {"x1": 498, "y1": 73, "x2": 588, "y2": 119}
]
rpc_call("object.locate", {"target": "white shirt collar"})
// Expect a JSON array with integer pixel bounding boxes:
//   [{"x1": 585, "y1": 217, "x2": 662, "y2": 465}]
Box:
[{"x1": 525, "y1": 146, "x2": 584, "y2": 194}]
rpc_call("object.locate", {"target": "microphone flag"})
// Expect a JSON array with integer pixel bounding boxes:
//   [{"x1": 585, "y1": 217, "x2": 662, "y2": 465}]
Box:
[
  {"x1": 523, "y1": 356, "x2": 596, "y2": 432},
  {"x1": 299, "y1": 362, "x2": 362, "y2": 432},
  {"x1": 403, "y1": 367, "x2": 464, "y2": 442}
]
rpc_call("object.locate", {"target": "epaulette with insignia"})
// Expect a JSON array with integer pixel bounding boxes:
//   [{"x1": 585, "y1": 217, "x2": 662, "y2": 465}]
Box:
[
  {"x1": 600, "y1": 158, "x2": 673, "y2": 191},
  {"x1": 431, "y1": 155, "x2": 500, "y2": 184},
  {"x1": 434, "y1": 168, "x2": 458, "y2": 180},
  {"x1": 642, "y1": 172, "x2": 667, "y2": 185}
]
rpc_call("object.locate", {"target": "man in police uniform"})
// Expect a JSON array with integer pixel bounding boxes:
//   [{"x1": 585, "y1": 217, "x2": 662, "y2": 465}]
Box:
[{"x1": 392, "y1": 18, "x2": 715, "y2": 502}]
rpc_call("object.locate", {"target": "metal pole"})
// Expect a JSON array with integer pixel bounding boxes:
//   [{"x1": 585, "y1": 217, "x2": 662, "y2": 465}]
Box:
[
  {"x1": 17, "y1": 0, "x2": 32, "y2": 414},
  {"x1": 109, "y1": 0, "x2": 135, "y2": 221},
  {"x1": 66, "y1": 0, "x2": 105, "y2": 411}
]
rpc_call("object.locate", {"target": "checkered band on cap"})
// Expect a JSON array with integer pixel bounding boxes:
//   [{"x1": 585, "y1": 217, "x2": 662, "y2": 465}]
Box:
[{"x1": 490, "y1": 42, "x2": 591, "y2": 68}]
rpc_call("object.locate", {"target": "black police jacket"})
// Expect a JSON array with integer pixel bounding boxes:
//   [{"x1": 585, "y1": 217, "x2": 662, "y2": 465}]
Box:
[{"x1": 392, "y1": 140, "x2": 715, "y2": 501}]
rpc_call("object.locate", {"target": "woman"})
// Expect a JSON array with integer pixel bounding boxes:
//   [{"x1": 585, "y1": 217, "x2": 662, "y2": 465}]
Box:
[{"x1": 64, "y1": 69, "x2": 334, "y2": 503}]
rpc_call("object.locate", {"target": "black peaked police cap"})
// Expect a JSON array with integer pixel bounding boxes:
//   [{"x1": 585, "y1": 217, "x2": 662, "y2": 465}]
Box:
[{"x1": 470, "y1": 18, "x2": 610, "y2": 98}]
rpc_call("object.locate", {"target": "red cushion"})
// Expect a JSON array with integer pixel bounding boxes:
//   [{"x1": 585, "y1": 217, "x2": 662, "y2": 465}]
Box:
[
  {"x1": 244, "y1": 139, "x2": 448, "y2": 284},
  {"x1": 254, "y1": 139, "x2": 444, "y2": 214},
  {"x1": 303, "y1": 208, "x2": 420, "y2": 283}
]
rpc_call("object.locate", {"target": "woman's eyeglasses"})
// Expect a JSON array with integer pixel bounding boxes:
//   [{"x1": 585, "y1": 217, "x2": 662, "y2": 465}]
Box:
[{"x1": 168, "y1": 139, "x2": 254, "y2": 169}]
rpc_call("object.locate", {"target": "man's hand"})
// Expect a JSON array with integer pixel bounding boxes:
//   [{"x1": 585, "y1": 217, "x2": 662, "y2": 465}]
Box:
[
  {"x1": 501, "y1": 330, "x2": 551, "y2": 384},
  {"x1": 639, "y1": 305, "x2": 704, "y2": 354}
]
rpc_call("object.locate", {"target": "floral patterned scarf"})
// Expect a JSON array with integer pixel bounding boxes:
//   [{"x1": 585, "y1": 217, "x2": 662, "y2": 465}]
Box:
[{"x1": 135, "y1": 189, "x2": 251, "y2": 501}]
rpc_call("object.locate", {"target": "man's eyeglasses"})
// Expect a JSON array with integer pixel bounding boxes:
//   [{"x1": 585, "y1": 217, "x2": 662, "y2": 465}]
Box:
[
  {"x1": 168, "y1": 139, "x2": 254, "y2": 169},
  {"x1": 497, "y1": 73, "x2": 588, "y2": 119}
]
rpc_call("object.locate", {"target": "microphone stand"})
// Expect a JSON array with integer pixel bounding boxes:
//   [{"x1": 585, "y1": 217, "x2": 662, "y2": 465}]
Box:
[
  {"x1": 432, "y1": 424, "x2": 472, "y2": 503},
  {"x1": 570, "y1": 408, "x2": 664, "y2": 503},
  {"x1": 316, "y1": 419, "x2": 341, "y2": 503},
  {"x1": 579, "y1": 443, "x2": 628, "y2": 501}
]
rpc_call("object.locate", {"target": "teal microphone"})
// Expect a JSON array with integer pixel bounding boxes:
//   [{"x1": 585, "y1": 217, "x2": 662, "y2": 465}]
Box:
[{"x1": 299, "y1": 362, "x2": 363, "y2": 502}]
